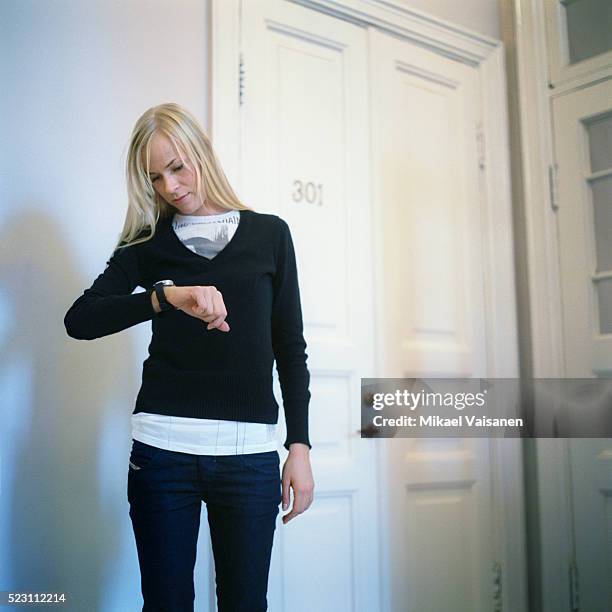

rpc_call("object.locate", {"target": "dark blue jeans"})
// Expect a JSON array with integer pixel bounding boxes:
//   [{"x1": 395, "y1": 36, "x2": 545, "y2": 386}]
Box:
[{"x1": 127, "y1": 439, "x2": 282, "y2": 612}]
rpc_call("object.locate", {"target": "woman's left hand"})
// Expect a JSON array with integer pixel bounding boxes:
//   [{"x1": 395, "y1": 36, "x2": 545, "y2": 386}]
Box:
[{"x1": 281, "y1": 444, "x2": 314, "y2": 524}]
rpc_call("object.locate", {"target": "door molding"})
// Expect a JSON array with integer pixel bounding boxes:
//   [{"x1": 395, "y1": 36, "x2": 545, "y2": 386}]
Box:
[
  {"x1": 504, "y1": 0, "x2": 565, "y2": 380},
  {"x1": 503, "y1": 1, "x2": 577, "y2": 611},
  {"x1": 290, "y1": 0, "x2": 498, "y2": 65},
  {"x1": 209, "y1": 0, "x2": 242, "y2": 188},
  {"x1": 210, "y1": 2, "x2": 526, "y2": 610}
]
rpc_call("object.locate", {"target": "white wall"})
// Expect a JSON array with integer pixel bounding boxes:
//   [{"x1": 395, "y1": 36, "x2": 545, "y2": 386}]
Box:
[{"x1": 0, "y1": 1, "x2": 211, "y2": 609}]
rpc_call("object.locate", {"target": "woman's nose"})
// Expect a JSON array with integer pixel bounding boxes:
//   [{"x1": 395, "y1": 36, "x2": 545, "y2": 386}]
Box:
[{"x1": 163, "y1": 175, "x2": 179, "y2": 193}]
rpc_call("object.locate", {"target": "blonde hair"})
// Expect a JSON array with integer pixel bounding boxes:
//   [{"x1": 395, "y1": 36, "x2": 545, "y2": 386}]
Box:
[{"x1": 116, "y1": 102, "x2": 251, "y2": 249}]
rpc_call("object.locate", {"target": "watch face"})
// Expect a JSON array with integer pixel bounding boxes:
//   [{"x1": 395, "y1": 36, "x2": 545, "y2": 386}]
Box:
[{"x1": 155, "y1": 279, "x2": 174, "y2": 287}]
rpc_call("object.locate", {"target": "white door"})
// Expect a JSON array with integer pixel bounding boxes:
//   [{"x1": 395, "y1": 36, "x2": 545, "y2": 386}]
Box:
[
  {"x1": 567, "y1": 439, "x2": 612, "y2": 611},
  {"x1": 553, "y1": 79, "x2": 612, "y2": 378},
  {"x1": 550, "y1": 79, "x2": 612, "y2": 611},
  {"x1": 368, "y1": 27, "x2": 498, "y2": 612},
  {"x1": 239, "y1": 1, "x2": 379, "y2": 610},
  {"x1": 233, "y1": 1, "x2": 519, "y2": 610}
]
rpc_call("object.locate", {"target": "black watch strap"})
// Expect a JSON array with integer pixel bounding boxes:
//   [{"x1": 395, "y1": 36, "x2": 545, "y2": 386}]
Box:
[{"x1": 154, "y1": 282, "x2": 176, "y2": 312}]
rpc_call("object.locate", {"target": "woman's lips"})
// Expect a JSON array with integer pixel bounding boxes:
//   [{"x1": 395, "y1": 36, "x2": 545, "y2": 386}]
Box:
[{"x1": 173, "y1": 193, "x2": 189, "y2": 203}]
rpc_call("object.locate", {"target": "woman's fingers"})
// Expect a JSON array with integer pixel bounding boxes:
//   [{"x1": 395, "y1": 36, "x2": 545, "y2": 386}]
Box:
[
  {"x1": 206, "y1": 291, "x2": 228, "y2": 331},
  {"x1": 178, "y1": 286, "x2": 229, "y2": 332},
  {"x1": 282, "y1": 478, "x2": 291, "y2": 512},
  {"x1": 195, "y1": 287, "x2": 230, "y2": 332},
  {"x1": 209, "y1": 320, "x2": 230, "y2": 332},
  {"x1": 191, "y1": 289, "x2": 208, "y2": 315},
  {"x1": 206, "y1": 313, "x2": 229, "y2": 331},
  {"x1": 281, "y1": 488, "x2": 314, "y2": 524}
]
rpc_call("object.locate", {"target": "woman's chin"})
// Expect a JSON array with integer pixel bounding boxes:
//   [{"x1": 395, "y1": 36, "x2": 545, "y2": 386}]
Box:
[
  {"x1": 169, "y1": 196, "x2": 201, "y2": 214},
  {"x1": 166, "y1": 196, "x2": 214, "y2": 216}
]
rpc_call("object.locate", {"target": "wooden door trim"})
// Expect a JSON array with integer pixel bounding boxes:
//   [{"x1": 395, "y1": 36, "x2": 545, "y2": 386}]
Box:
[
  {"x1": 209, "y1": 0, "x2": 242, "y2": 191},
  {"x1": 504, "y1": 1, "x2": 577, "y2": 611},
  {"x1": 504, "y1": 0, "x2": 565, "y2": 380}
]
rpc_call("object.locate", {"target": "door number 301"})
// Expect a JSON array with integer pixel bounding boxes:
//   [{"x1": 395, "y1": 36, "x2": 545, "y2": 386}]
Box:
[{"x1": 292, "y1": 180, "x2": 323, "y2": 206}]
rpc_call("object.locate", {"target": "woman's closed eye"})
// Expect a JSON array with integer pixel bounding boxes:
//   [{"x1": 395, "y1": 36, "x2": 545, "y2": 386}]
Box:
[{"x1": 151, "y1": 164, "x2": 184, "y2": 182}]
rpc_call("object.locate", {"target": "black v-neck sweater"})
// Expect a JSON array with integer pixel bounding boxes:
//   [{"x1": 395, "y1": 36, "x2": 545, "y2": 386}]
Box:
[{"x1": 64, "y1": 209, "x2": 311, "y2": 450}]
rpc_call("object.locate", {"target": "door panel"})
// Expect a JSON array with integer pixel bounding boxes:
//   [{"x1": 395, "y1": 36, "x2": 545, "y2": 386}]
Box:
[
  {"x1": 237, "y1": 1, "x2": 515, "y2": 610},
  {"x1": 368, "y1": 27, "x2": 494, "y2": 612},
  {"x1": 552, "y1": 78, "x2": 612, "y2": 612},
  {"x1": 569, "y1": 439, "x2": 612, "y2": 611},
  {"x1": 240, "y1": 1, "x2": 379, "y2": 610},
  {"x1": 553, "y1": 79, "x2": 612, "y2": 376}
]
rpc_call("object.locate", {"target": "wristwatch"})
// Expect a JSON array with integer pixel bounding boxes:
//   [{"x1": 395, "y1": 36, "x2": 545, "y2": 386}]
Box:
[{"x1": 153, "y1": 279, "x2": 176, "y2": 312}]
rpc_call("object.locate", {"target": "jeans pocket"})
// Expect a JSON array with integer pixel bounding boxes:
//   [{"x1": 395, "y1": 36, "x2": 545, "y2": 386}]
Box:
[
  {"x1": 129, "y1": 439, "x2": 163, "y2": 471},
  {"x1": 240, "y1": 451, "x2": 280, "y2": 476}
]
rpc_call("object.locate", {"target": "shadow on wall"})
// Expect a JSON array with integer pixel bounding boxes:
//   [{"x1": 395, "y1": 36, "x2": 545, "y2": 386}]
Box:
[{"x1": 0, "y1": 211, "x2": 141, "y2": 610}]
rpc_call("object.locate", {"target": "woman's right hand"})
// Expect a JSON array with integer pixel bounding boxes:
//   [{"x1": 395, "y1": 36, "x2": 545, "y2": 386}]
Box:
[{"x1": 165, "y1": 285, "x2": 230, "y2": 332}]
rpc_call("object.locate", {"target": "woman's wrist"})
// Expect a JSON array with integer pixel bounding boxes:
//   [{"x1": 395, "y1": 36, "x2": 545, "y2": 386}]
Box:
[
  {"x1": 288, "y1": 442, "x2": 310, "y2": 455},
  {"x1": 151, "y1": 285, "x2": 179, "y2": 314},
  {"x1": 150, "y1": 289, "x2": 161, "y2": 314},
  {"x1": 164, "y1": 285, "x2": 178, "y2": 307}
]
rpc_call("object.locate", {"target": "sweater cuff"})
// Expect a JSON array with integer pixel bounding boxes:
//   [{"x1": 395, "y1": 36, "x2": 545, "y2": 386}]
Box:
[
  {"x1": 283, "y1": 427, "x2": 311, "y2": 451},
  {"x1": 284, "y1": 439, "x2": 312, "y2": 452},
  {"x1": 142, "y1": 287, "x2": 157, "y2": 317}
]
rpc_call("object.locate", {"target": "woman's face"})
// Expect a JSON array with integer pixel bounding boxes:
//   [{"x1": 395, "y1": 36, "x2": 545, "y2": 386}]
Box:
[{"x1": 147, "y1": 132, "x2": 204, "y2": 215}]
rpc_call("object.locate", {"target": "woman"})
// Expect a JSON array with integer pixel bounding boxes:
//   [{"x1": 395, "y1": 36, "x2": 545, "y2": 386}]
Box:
[{"x1": 64, "y1": 102, "x2": 314, "y2": 611}]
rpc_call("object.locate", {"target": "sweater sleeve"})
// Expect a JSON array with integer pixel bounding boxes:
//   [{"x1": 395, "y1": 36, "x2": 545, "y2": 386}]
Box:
[
  {"x1": 64, "y1": 241, "x2": 156, "y2": 340},
  {"x1": 271, "y1": 218, "x2": 312, "y2": 451}
]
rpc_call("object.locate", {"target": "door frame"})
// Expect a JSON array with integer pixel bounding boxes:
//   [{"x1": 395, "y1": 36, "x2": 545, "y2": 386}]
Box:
[
  {"x1": 210, "y1": 1, "x2": 526, "y2": 610},
  {"x1": 505, "y1": 1, "x2": 612, "y2": 610}
]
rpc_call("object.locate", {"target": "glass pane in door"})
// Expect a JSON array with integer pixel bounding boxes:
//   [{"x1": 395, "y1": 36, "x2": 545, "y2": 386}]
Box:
[
  {"x1": 561, "y1": 0, "x2": 612, "y2": 64},
  {"x1": 596, "y1": 278, "x2": 612, "y2": 334},
  {"x1": 586, "y1": 113, "x2": 612, "y2": 173},
  {"x1": 591, "y1": 174, "x2": 612, "y2": 272},
  {"x1": 585, "y1": 112, "x2": 612, "y2": 335}
]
